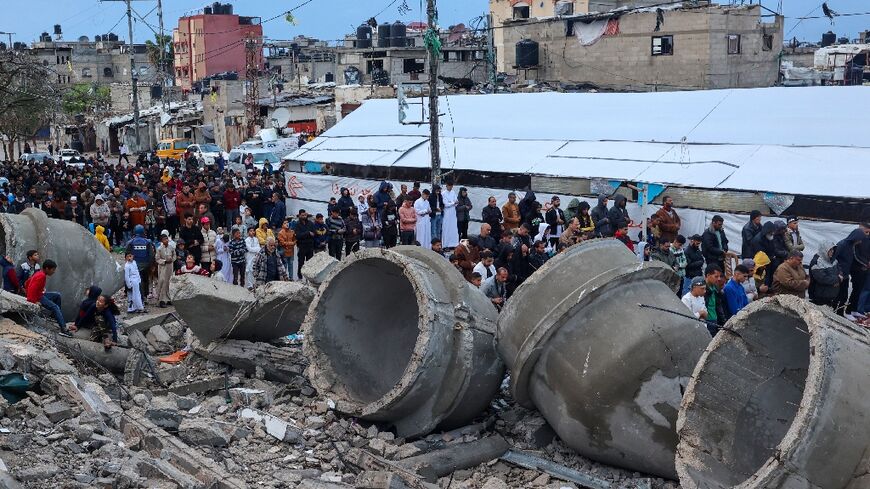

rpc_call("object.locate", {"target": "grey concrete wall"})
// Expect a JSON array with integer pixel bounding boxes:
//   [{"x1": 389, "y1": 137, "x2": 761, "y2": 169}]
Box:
[{"x1": 497, "y1": 5, "x2": 782, "y2": 91}]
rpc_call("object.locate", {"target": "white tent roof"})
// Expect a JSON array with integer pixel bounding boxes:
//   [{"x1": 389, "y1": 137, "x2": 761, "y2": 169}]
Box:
[{"x1": 288, "y1": 86, "x2": 870, "y2": 199}]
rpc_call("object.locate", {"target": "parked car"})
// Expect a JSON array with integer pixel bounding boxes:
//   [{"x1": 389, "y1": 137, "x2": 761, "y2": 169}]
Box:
[
  {"x1": 226, "y1": 149, "x2": 281, "y2": 174},
  {"x1": 186, "y1": 143, "x2": 228, "y2": 166},
  {"x1": 58, "y1": 149, "x2": 85, "y2": 166},
  {"x1": 155, "y1": 138, "x2": 191, "y2": 161},
  {"x1": 19, "y1": 152, "x2": 52, "y2": 164}
]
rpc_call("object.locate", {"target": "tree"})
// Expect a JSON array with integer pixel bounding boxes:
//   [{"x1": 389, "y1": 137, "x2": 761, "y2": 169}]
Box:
[
  {"x1": 145, "y1": 33, "x2": 174, "y2": 79},
  {"x1": 61, "y1": 83, "x2": 111, "y2": 117},
  {"x1": 0, "y1": 51, "x2": 56, "y2": 159}
]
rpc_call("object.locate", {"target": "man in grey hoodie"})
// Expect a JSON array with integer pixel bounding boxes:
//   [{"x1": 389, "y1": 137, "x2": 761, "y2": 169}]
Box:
[{"x1": 591, "y1": 194, "x2": 612, "y2": 237}]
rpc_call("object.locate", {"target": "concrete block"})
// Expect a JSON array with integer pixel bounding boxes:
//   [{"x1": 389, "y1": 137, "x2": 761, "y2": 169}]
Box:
[
  {"x1": 43, "y1": 401, "x2": 74, "y2": 423},
  {"x1": 178, "y1": 419, "x2": 231, "y2": 447},
  {"x1": 301, "y1": 252, "x2": 339, "y2": 286}
]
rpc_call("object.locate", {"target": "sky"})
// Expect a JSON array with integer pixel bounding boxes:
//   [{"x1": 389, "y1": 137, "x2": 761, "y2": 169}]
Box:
[{"x1": 1, "y1": 0, "x2": 867, "y2": 46}]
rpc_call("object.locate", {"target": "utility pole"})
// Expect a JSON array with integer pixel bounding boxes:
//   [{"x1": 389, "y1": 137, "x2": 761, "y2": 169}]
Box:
[
  {"x1": 0, "y1": 32, "x2": 13, "y2": 49},
  {"x1": 126, "y1": 0, "x2": 141, "y2": 148},
  {"x1": 426, "y1": 0, "x2": 441, "y2": 186},
  {"x1": 244, "y1": 35, "x2": 261, "y2": 139},
  {"x1": 157, "y1": 0, "x2": 168, "y2": 112},
  {"x1": 486, "y1": 14, "x2": 496, "y2": 91}
]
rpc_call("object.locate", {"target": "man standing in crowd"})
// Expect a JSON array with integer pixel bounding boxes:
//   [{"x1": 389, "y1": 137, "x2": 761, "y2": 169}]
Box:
[
  {"x1": 481, "y1": 267, "x2": 509, "y2": 311},
  {"x1": 294, "y1": 210, "x2": 316, "y2": 276},
  {"x1": 652, "y1": 195, "x2": 681, "y2": 244},
  {"x1": 223, "y1": 182, "x2": 241, "y2": 229},
  {"x1": 481, "y1": 196, "x2": 503, "y2": 242},
  {"x1": 118, "y1": 143, "x2": 129, "y2": 165},
  {"x1": 682, "y1": 276, "x2": 708, "y2": 320},
  {"x1": 441, "y1": 180, "x2": 459, "y2": 249},
  {"x1": 179, "y1": 214, "x2": 202, "y2": 263},
  {"x1": 253, "y1": 237, "x2": 289, "y2": 287},
  {"x1": 398, "y1": 198, "x2": 416, "y2": 246},
  {"x1": 545, "y1": 196, "x2": 565, "y2": 249},
  {"x1": 835, "y1": 223, "x2": 869, "y2": 314},
  {"x1": 25, "y1": 260, "x2": 73, "y2": 336},
  {"x1": 126, "y1": 224, "x2": 155, "y2": 304},
  {"x1": 702, "y1": 215, "x2": 729, "y2": 271},
  {"x1": 326, "y1": 209, "x2": 345, "y2": 260},
  {"x1": 199, "y1": 217, "x2": 217, "y2": 271},
  {"x1": 773, "y1": 251, "x2": 810, "y2": 298},
  {"x1": 723, "y1": 264, "x2": 750, "y2": 315},
  {"x1": 361, "y1": 204, "x2": 382, "y2": 248},
  {"x1": 607, "y1": 195, "x2": 630, "y2": 233},
  {"x1": 414, "y1": 189, "x2": 432, "y2": 249},
  {"x1": 90, "y1": 194, "x2": 111, "y2": 231},
  {"x1": 703, "y1": 265, "x2": 726, "y2": 335},
  {"x1": 429, "y1": 185, "x2": 444, "y2": 242},
  {"x1": 785, "y1": 217, "x2": 804, "y2": 254},
  {"x1": 502, "y1": 193, "x2": 520, "y2": 235},
  {"x1": 155, "y1": 233, "x2": 175, "y2": 308},
  {"x1": 742, "y1": 210, "x2": 762, "y2": 258}
]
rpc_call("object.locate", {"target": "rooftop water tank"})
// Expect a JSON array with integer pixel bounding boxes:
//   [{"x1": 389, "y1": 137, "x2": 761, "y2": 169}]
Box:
[
  {"x1": 516, "y1": 39, "x2": 539, "y2": 68},
  {"x1": 356, "y1": 24, "x2": 372, "y2": 49},
  {"x1": 377, "y1": 23, "x2": 391, "y2": 48},
  {"x1": 821, "y1": 31, "x2": 836, "y2": 47},
  {"x1": 53, "y1": 24, "x2": 62, "y2": 36},
  {"x1": 108, "y1": 33, "x2": 119, "y2": 42},
  {"x1": 390, "y1": 21, "x2": 407, "y2": 47}
]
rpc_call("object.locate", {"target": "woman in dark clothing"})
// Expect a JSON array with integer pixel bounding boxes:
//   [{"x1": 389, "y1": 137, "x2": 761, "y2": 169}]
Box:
[
  {"x1": 456, "y1": 187, "x2": 473, "y2": 240},
  {"x1": 381, "y1": 200, "x2": 399, "y2": 249},
  {"x1": 76, "y1": 286, "x2": 102, "y2": 323}
]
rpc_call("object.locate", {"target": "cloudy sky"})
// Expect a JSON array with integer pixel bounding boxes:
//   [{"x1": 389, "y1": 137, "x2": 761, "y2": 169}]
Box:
[{"x1": 3, "y1": 0, "x2": 866, "y2": 45}]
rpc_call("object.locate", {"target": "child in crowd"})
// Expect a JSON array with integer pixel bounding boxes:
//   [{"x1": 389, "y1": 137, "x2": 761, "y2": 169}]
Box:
[{"x1": 124, "y1": 253, "x2": 145, "y2": 313}]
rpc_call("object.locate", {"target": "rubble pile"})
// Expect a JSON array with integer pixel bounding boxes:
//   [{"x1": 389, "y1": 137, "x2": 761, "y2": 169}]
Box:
[{"x1": 0, "y1": 311, "x2": 669, "y2": 489}]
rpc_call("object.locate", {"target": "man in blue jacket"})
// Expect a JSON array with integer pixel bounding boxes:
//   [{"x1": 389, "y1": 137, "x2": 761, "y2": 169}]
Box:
[{"x1": 723, "y1": 264, "x2": 751, "y2": 316}]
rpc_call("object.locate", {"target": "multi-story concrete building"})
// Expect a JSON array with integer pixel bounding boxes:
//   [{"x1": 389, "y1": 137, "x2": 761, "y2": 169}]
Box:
[
  {"x1": 173, "y1": 3, "x2": 263, "y2": 91},
  {"x1": 27, "y1": 35, "x2": 156, "y2": 87},
  {"x1": 265, "y1": 36, "x2": 337, "y2": 86},
  {"x1": 491, "y1": 1, "x2": 784, "y2": 91},
  {"x1": 335, "y1": 24, "x2": 488, "y2": 87}
]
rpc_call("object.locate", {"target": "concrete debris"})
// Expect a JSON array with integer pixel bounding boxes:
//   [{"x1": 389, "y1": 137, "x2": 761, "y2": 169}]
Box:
[
  {"x1": 0, "y1": 291, "x2": 40, "y2": 319},
  {"x1": 178, "y1": 418, "x2": 232, "y2": 447},
  {"x1": 55, "y1": 334, "x2": 132, "y2": 373},
  {"x1": 397, "y1": 436, "x2": 510, "y2": 482},
  {"x1": 301, "y1": 252, "x2": 339, "y2": 287},
  {"x1": 0, "y1": 209, "x2": 124, "y2": 320},
  {"x1": 238, "y1": 407, "x2": 302, "y2": 443},
  {"x1": 170, "y1": 274, "x2": 316, "y2": 344},
  {"x1": 501, "y1": 450, "x2": 611, "y2": 489},
  {"x1": 497, "y1": 239, "x2": 711, "y2": 479},
  {"x1": 676, "y1": 295, "x2": 870, "y2": 489},
  {"x1": 145, "y1": 324, "x2": 174, "y2": 352},
  {"x1": 303, "y1": 246, "x2": 504, "y2": 438},
  {"x1": 196, "y1": 339, "x2": 305, "y2": 383}
]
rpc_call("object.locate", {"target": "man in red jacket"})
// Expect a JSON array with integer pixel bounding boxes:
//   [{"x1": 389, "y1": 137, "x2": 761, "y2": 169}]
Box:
[
  {"x1": 223, "y1": 182, "x2": 242, "y2": 229},
  {"x1": 25, "y1": 260, "x2": 75, "y2": 336}
]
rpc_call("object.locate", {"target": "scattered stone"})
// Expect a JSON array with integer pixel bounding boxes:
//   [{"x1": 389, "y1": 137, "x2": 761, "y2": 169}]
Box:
[
  {"x1": 178, "y1": 419, "x2": 231, "y2": 447},
  {"x1": 43, "y1": 401, "x2": 73, "y2": 423},
  {"x1": 480, "y1": 477, "x2": 509, "y2": 489},
  {"x1": 145, "y1": 397, "x2": 182, "y2": 430},
  {"x1": 146, "y1": 325, "x2": 173, "y2": 352},
  {"x1": 15, "y1": 464, "x2": 60, "y2": 481}
]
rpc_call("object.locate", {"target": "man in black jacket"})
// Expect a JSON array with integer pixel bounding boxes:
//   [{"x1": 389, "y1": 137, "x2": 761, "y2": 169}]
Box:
[
  {"x1": 481, "y1": 196, "x2": 503, "y2": 242},
  {"x1": 702, "y1": 215, "x2": 729, "y2": 271},
  {"x1": 607, "y1": 195, "x2": 630, "y2": 233},
  {"x1": 590, "y1": 194, "x2": 612, "y2": 237},
  {"x1": 741, "y1": 210, "x2": 762, "y2": 258},
  {"x1": 544, "y1": 196, "x2": 565, "y2": 248},
  {"x1": 294, "y1": 210, "x2": 316, "y2": 277},
  {"x1": 685, "y1": 234, "x2": 705, "y2": 279}
]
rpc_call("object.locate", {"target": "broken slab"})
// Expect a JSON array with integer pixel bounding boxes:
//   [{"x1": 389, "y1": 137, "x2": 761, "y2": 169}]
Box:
[
  {"x1": 120, "y1": 311, "x2": 176, "y2": 333},
  {"x1": 238, "y1": 407, "x2": 302, "y2": 443},
  {"x1": 153, "y1": 377, "x2": 226, "y2": 397},
  {"x1": 170, "y1": 274, "x2": 315, "y2": 344},
  {"x1": 0, "y1": 209, "x2": 124, "y2": 320},
  {"x1": 178, "y1": 418, "x2": 231, "y2": 447},
  {"x1": 496, "y1": 239, "x2": 710, "y2": 479},
  {"x1": 120, "y1": 411, "x2": 247, "y2": 489},
  {"x1": 0, "y1": 291, "x2": 40, "y2": 319},
  {"x1": 54, "y1": 335, "x2": 131, "y2": 374},
  {"x1": 303, "y1": 247, "x2": 504, "y2": 438},
  {"x1": 676, "y1": 296, "x2": 870, "y2": 489},
  {"x1": 300, "y1": 252, "x2": 339, "y2": 287},
  {"x1": 195, "y1": 339, "x2": 303, "y2": 383}
]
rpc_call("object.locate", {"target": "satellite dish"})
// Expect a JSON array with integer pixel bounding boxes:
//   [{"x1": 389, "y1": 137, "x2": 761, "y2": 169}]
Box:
[{"x1": 271, "y1": 107, "x2": 291, "y2": 128}]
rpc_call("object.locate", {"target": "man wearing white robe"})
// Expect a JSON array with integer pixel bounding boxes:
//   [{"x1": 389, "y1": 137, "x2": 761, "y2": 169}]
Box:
[
  {"x1": 414, "y1": 189, "x2": 432, "y2": 250},
  {"x1": 441, "y1": 182, "x2": 459, "y2": 248}
]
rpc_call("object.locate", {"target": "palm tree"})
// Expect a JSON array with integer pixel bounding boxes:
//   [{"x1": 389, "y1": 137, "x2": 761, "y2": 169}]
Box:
[{"x1": 145, "y1": 33, "x2": 174, "y2": 74}]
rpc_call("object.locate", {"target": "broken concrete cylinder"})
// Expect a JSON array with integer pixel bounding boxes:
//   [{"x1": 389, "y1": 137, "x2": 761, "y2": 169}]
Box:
[
  {"x1": 0, "y1": 208, "x2": 123, "y2": 320},
  {"x1": 300, "y1": 252, "x2": 338, "y2": 286},
  {"x1": 170, "y1": 275, "x2": 315, "y2": 345},
  {"x1": 496, "y1": 239, "x2": 710, "y2": 480},
  {"x1": 676, "y1": 295, "x2": 870, "y2": 489},
  {"x1": 55, "y1": 335, "x2": 132, "y2": 373},
  {"x1": 303, "y1": 246, "x2": 504, "y2": 438}
]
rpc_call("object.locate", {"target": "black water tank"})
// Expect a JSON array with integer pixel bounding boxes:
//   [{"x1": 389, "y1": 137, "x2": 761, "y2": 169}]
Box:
[
  {"x1": 213, "y1": 2, "x2": 221, "y2": 14},
  {"x1": 150, "y1": 85, "x2": 163, "y2": 99},
  {"x1": 39, "y1": 32, "x2": 51, "y2": 42},
  {"x1": 53, "y1": 25, "x2": 62, "y2": 36},
  {"x1": 108, "y1": 33, "x2": 118, "y2": 42},
  {"x1": 325, "y1": 72, "x2": 334, "y2": 83},
  {"x1": 516, "y1": 39, "x2": 539, "y2": 68},
  {"x1": 13, "y1": 42, "x2": 25, "y2": 51},
  {"x1": 821, "y1": 31, "x2": 836, "y2": 47},
  {"x1": 204, "y1": 6, "x2": 213, "y2": 14},
  {"x1": 356, "y1": 24, "x2": 372, "y2": 49},
  {"x1": 344, "y1": 66, "x2": 361, "y2": 85},
  {"x1": 390, "y1": 21, "x2": 407, "y2": 47},
  {"x1": 377, "y1": 23, "x2": 391, "y2": 48},
  {"x1": 224, "y1": 3, "x2": 233, "y2": 15},
  {"x1": 864, "y1": 31, "x2": 870, "y2": 43},
  {"x1": 837, "y1": 36, "x2": 849, "y2": 44},
  {"x1": 372, "y1": 67, "x2": 389, "y2": 86},
  {"x1": 95, "y1": 32, "x2": 101, "y2": 42},
  {"x1": 0, "y1": 42, "x2": 6, "y2": 51}
]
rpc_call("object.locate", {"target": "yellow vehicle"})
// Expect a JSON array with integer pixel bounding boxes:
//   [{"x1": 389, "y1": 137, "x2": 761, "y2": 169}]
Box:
[{"x1": 155, "y1": 138, "x2": 191, "y2": 161}]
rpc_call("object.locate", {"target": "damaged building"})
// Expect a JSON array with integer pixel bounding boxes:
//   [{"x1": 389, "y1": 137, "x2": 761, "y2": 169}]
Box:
[{"x1": 490, "y1": 1, "x2": 784, "y2": 90}]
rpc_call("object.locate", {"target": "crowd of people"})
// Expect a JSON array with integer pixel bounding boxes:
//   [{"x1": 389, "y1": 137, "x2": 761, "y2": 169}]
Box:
[{"x1": 1, "y1": 149, "x2": 868, "y2": 342}]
